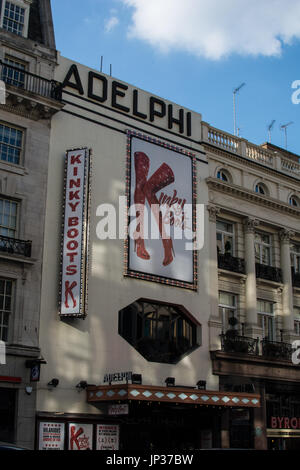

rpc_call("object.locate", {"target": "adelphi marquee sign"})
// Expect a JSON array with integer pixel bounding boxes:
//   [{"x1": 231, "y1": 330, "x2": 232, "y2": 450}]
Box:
[{"x1": 61, "y1": 64, "x2": 195, "y2": 138}]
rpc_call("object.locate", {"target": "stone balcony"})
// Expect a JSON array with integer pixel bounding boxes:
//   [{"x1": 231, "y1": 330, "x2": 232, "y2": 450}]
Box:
[
  {"x1": 201, "y1": 122, "x2": 300, "y2": 180},
  {"x1": 0, "y1": 61, "x2": 64, "y2": 120}
]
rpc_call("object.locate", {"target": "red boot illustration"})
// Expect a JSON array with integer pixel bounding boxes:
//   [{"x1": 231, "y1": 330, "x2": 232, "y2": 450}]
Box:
[
  {"x1": 144, "y1": 162, "x2": 175, "y2": 266},
  {"x1": 134, "y1": 151, "x2": 150, "y2": 260}
]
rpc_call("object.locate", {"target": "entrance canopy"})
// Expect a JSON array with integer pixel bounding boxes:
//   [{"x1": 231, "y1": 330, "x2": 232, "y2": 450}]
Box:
[{"x1": 87, "y1": 384, "x2": 260, "y2": 408}]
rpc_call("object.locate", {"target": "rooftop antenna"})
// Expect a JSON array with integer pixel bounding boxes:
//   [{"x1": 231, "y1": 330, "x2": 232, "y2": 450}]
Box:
[
  {"x1": 280, "y1": 121, "x2": 293, "y2": 150},
  {"x1": 233, "y1": 82, "x2": 246, "y2": 136},
  {"x1": 100, "y1": 56, "x2": 103, "y2": 73},
  {"x1": 110, "y1": 64, "x2": 112, "y2": 77},
  {"x1": 267, "y1": 120, "x2": 276, "y2": 143}
]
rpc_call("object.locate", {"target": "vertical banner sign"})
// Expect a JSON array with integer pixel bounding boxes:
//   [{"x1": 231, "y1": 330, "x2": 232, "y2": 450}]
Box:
[
  {"x1": 125, "y1": 130, "x2": 197, "y2": 290},
  {"x1": 60, "y1": 148, "x2": 90, "y2": 317},
  {"x1": 96, "y1": 424, "x2": 119, "y2": 450},
  {"x1": 68, "y1": 423, "x2": 93, "y2": 450},
  {"x1": 38, "y1": 422, "x2": 65, "y2": 450}
]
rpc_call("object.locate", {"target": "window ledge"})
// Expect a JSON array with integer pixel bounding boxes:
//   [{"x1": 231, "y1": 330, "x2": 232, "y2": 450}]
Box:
[
  {"x1": 256, "y1": 277, "x2": 284, "y2": 288},
  {"x1": 0, "y1": 252, "x2": 35, "y2": 264},
  {"x1": 218, "y1": 268, "x2": 247, "y2": 279},
  {"x1": 0, "y1": 160, "x2": 28, "y2": 175}
]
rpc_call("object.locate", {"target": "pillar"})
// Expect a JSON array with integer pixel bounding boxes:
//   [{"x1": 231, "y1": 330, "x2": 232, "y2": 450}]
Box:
[
  {"x1": 207, "y1": 205, "x2": 221, "y2": 350},
  {"x1": 279, "y1": 229, "x2": 297, "y2": 342},
  {"x1": 243, "y1": 218, "x2": 260, "y2": 337}
]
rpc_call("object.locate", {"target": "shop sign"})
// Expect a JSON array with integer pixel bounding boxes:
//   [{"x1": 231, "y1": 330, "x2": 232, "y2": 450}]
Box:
[
  {"x1": 60, "y1": 148, "x2": 90, "y2": 317},
  {"x1": 38, "y1": 422, "x2": 65, "y2": 450},
  {"x1": 104, "y1": 371, "x2": 132, "y2": 383},
  {"x1": 68, "y1": 423, "x2": 93, "y2": 450},
  {"x1": 271, "y1": 416, "x2": 300, "y2": 429},
  {"x1": 108, "y1": 404, "x2": 129, "y2": 416},
  {"x1": 125, "y1": 131, "x2": 198, "y2": 290},
  {"x1": 96, "y1": 424, "x2": 119, "y2": 450}
]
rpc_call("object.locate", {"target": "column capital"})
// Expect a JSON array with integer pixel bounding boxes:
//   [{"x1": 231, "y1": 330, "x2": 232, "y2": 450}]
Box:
[
  {"x1": 243, "y1": 217, "x2": 259, "y2": 233},
  {"x1": 279, "y1": 229, "x2": 296, "y2": 243},
  {"x1": 207, "y1": 204, "x2": 220, "y2": 222}
]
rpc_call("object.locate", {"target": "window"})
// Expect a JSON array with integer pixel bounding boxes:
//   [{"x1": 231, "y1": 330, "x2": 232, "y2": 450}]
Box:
[
  {"x1": 216, "y1": 219, "x2": 234, "y2": 255},
  {"x1": 291, "y1": 243, "x2": 300, "y2": 274},
  {"x1": 2, "y1": 56, "x2": 25, "y2": 88},
  {"x1": 0, "y1": 278, "x2": 13, "y2": 342},
  {"x1": 2, "y1": 1, "x2": 25, "y2": 35},
  {"x1": 217, "y1": 169, "x2": 231, "y2": 183},
  {"x1": 0, "y1": 198, "x2": 18, "y2": 238},
  {"x1": 255, "y1": 182, "x2": 269, "y2": 196},
  {"x1": 289, "y1": 195, "x2": 300, "y2": 208},
  {"x1": 294, "y1": 307, "x2": 300, "y2": 336},
  {"x1": 219, "y1": 292, "x2": 237, "y2": 333},
  {"x1": 257, "y1": 300, "x2": 275, "y2": 341},
  {"x1": 255, "y1": 232, "x2": 272, "y2": 266},
  {"x1": 119, "y1": 299, "x2": 200, "y2": 364},
  {"x1": 0, "y1": 123, "x2": 23, "y2": 165}
]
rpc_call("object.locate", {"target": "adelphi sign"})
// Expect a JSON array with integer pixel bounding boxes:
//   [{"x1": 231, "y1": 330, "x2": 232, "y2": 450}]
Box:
[{"x1": 60, "y1": 63, "x2": 195, "y2": 138}]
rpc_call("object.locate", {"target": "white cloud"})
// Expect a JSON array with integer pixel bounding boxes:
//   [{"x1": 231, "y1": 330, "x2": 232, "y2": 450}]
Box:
[
  {"x1": 105, "y1": 15, "x2": 120, "y2": 33},
  {"x1": 121, "y1": 0, "x2": 300, "y2": 60}
]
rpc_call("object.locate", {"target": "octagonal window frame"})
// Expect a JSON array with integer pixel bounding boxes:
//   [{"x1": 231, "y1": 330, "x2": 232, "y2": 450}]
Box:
[{"x1": 118, "y1": 298, "x2": 202, "y2": 364}]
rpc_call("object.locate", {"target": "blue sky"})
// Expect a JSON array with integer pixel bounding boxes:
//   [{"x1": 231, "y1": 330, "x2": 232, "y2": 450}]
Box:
[{"x1": 52, "y1": 0, "x2": 300, "y2": 155}]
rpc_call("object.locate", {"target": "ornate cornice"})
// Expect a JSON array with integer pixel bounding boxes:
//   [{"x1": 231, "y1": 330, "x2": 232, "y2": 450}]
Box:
[{"x1": 206, "y1": 177, "x2": 300, "y2": 217}]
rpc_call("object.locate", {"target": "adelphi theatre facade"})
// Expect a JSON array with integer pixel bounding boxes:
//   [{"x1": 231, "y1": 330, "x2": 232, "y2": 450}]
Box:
[{"x1": 36, "y1": 43, "x2": 300, "y2": 453}]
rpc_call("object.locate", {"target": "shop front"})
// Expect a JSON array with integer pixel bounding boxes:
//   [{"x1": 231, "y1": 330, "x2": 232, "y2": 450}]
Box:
[{"x1": 266, "y1": 381, "x2": 300, "y2": 450}]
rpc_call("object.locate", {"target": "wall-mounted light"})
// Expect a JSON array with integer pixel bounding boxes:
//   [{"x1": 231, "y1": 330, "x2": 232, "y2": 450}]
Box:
[
  {"x1": 165, "y1": 377, "x2": 175, "y2": 387},
  {"x1": 47, "y1": 378, "x2": 59, "y2": 387},
  {"x1": 196, "y1": 380, "x2": 206, "y2": 390},
  {"x1": 131, "y1": 374, "x2": 142, "y2": 385},
  {"x1": 76, "y1": 381, "x2": 88, "y2": 390},
  {"x1": 25, "y1": 386, "x2": 33, "y2": 395}
]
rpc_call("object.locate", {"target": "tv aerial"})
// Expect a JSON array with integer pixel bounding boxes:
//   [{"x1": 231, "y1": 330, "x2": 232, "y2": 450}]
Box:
[
  {"x1": 267, "y1": 120, "x2": 276, "y2": 143},
  {"x1": 280, "y1": 121, "x2": 293, "y2": 150},
  {"x1": 233, "y1": 82, "x2": 246, "y2": 136}
]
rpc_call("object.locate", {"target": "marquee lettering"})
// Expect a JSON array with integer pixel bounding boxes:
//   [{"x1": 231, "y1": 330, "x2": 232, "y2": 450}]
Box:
[{"x1": 61, "y1": 64, "x2": 193, "y2": 137}]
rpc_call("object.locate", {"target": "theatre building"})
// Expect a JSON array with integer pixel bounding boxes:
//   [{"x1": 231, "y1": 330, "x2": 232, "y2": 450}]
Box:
[
  {"x1": 32, "y1": 8, "x2": 300, "y2": 453},
  {"x1": 35, "y1": 55, "x2": 263, "y2": 451}
]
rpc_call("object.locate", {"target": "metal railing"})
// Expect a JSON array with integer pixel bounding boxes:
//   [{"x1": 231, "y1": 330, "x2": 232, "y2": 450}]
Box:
[
  {"x1": 0, "y1": 235, "x2": 32, "y2": 257},
  {"x1": 255, "y1": 263, "x2": 282, "y2": 283},
  {"x1": 218, "y1": 253, "x2": 246, "y2": 274},
  {"x1": 0, "y1": 61, "x2": 62, "y2": 101},
  {"x1": 220, "y1": 333, "x2": 259, "y2": 355},
  {"x1": 261, "y1": 339, "x2": 293, "y2": 361}
]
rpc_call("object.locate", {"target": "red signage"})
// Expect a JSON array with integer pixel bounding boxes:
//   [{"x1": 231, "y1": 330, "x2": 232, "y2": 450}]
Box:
[
  {"x1": 271, "y1": 416, "x2": 300, "y2": 429},
  {"x1": 60, "y1": 148, "x2": 90, "y2": 317}
]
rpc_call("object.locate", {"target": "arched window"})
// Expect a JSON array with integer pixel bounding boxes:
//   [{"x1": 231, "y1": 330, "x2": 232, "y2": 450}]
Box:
[
  {"x1": 217, "y1": 169, "x2": 231, "y2": 183},
  {"x1": 289, "y1": 195, "x2": 300, "y2": 207},
  {"x1": 255, "y1": 182, "x2": 268, "y2": 196}
]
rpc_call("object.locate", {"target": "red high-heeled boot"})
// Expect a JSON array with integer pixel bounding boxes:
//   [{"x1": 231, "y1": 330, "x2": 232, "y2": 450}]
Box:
[
  {"x1": 133, "y1": 151, "x2": 150, "y2": 260},
  {"x1": 144, "y1": 162, "x2": 175, "y2": 266}
]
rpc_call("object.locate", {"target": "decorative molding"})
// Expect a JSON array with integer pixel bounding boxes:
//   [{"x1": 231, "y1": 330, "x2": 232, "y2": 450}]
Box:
[
  {"x1": 207, "y1": 204, "x2": 221, "y2": 222},
  {"x1": 279, "y1": 229, "x2": 296, "y2": 243},
  {"x1": 87, "y1": 384, "x2": 261, "y2": 408},
  {"x1": 206, "y1": 177, "x2": 300, "y2": 217},
  {"x1": 203, "y1": 143, "x2": 300, "y2": 185},
  {"x1": 243, "y1": 217, "x2": 260, "y2": 233}
]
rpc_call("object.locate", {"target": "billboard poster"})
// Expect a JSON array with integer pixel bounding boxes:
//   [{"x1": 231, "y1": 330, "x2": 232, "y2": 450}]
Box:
[
  {"x1": 38, "y1": 422, "x2": 65, "y2": 450},
  {"x1": 125, "y1": 131, "x2": 197, "y2": 290},
  {"x1": 68, "y1": 423, "x2": 93, "y2": 450},
  {"x1": 60, "y1": 148, "x2": 90, "y2": 317},
  {"x1": 96, "y1": 424, "x2": 119, "y2": 450}
]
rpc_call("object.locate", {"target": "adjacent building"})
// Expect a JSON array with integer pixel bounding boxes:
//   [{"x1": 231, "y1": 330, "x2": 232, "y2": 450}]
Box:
[{"x1": 0, "y1": 0, "x2": 62, "y2": 448}]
